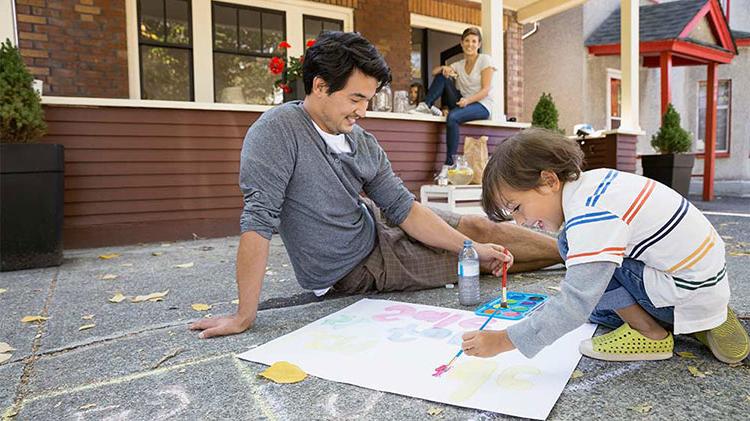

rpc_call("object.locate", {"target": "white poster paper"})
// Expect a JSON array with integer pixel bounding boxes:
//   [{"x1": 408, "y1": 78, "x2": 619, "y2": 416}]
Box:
[{"x1": 237, "y1": 299, "x2": 595, "y2": 419}]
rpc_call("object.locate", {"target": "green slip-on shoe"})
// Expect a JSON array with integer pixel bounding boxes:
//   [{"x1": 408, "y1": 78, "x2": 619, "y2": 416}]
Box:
[
  {"x1": 580, "y1": 323, "x2": 673, "y2": 361},
  {"x1": 694, "y1": 307, "x2": 749, "y2": 364}
]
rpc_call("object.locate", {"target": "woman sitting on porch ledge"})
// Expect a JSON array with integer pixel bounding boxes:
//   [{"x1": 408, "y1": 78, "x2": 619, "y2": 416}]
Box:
[{"x1": 412, "y1": 26, "x2": 496, "y2": 176}]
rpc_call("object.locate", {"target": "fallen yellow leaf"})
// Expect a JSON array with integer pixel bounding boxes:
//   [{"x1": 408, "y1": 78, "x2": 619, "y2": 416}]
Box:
[
  {"x1": 161, "y1": 243, "x2": 171, "y2": 247},
  {"x1": 688, "y1": 366, "x2": 706, "y2": 378},
  {"x1": 151, "y1": 252, "x2": 163, "y2": 256},
  {"x1": 78, "y1": 324, "x2": 96, "y2": 331},
  {"x1": 98, "y1": 253, "x2": 120, "y2": 259},
  {"x1": 0, "y1": 343, "x2": 15, "y2": 353},
  {"x1": 191, "y1": 303, "x2": 212, "y2": 311},
  {"x1": 79, "y1": 403, "x2": 96, "y2": 410},
  {"x1": 0, "y1": 353, "x2": 11, "y2": 364},
  {"x1": 547, "y1": 286, "x2": 561, "y2": 292},
  {"x1": 82, "y1": 314, "x2": 95, "y2": 320},
  {"x1": 259, "y1": 361, "x2": 307, "y2": 384},
  {"x1": 729, "y1": 250, "x2": 750, "y2": 256},
  {"x1": 108, "y1": 292, "x2": 127, "y2": 303},
  {"x1": 570, "y1": 369, "x2": 584, "y2": 379},
  {"x1": 231, "y1": 299, "x2": 240, "y2": 304},
  {"x1": 21, "y1": 315, "x2": 48, "y2": 323},
  {"x1": 629, "y1": 403, "x2": 652, "y2": 414},
  {"x1": 0, "y1": 288, "x2": 6, "y2": 294},
  {"x1": 131, "y1": 290, "x2": 169, "y2": 303},
  {"x1": 677, "y1": 351, "x2": 697, "y2": 359},
  {"x1": 120, "y1": 263, "x2": 134, "y2": 267},
  {"x1": 173, "y1": 262, "x2": 194, "y2": 268},
  {"x1": 100, "y1": 274, "x2": 118, "y2": 280},
  {"x1": 427, "y1": 407, "x2": 444, "y2": 416}
]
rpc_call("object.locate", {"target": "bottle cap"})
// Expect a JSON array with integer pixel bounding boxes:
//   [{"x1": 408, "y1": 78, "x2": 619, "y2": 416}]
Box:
[{"x1": 463, "y1": 240, "x2": 472, "y2": 246}]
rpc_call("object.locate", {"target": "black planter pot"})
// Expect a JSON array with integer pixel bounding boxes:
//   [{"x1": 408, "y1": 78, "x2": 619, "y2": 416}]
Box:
[
  {"x1": 641, "y1": 153, "x2": 695, "y2": 198},
  {"x1": 1, "y1": 143, "x2": 64, "y2": 271}
]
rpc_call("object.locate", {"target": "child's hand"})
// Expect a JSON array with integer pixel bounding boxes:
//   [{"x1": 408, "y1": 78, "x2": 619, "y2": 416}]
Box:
[{"x1": 462, "y1": 329, "x2": 515, "y2": 358}]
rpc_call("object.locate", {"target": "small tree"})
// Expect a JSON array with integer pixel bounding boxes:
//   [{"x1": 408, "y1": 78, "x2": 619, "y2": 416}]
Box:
[
  {"x1": 531, "y1": 92, "x2": 563, "y2": 134},
  {"x1": 650, "y1": 103, "x2": 691, "y2": 154},
  {"x1": 0, "y1": 39, "x2": 46, "y2": 143}
]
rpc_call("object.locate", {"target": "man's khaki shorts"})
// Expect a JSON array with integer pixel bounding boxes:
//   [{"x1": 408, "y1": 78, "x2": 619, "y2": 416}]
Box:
[{"x1": 332, "y1": 198, "x2": 462, "y2": 294}]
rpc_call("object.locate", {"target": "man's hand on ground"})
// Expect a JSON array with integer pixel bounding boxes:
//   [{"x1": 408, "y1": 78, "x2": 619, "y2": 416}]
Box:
[
  {"x1": 474, "y1": 243, "x2": 514, "y2": 276},
  {"x1": 189, "y1": 314, "x2": 253, "y2": 339}
]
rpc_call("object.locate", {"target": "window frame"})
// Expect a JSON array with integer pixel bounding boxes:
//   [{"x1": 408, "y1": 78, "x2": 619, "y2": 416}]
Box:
[
  {"x1": 605, "y1": 68, "x2": 622, "y2": 130},
  {"x1": 136, "y1": 0, "x2": 195, "y2": 101},
  {"x1": 696, "y1": 78, "x2": 731, "y2": 158},
  {"x1": 302, "y1": 14, "x2": 343, "y2": 44}
]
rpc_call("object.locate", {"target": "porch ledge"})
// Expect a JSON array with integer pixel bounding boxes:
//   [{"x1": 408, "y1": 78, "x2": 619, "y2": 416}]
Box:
[{"x1": 40, "y1": 96, "x2": 531, "y2": 129}]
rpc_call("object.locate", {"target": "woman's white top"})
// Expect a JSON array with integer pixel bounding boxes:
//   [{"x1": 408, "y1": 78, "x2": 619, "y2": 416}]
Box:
[{"x1": 450, "y1": 53, "x2": 496, "y2": 116}]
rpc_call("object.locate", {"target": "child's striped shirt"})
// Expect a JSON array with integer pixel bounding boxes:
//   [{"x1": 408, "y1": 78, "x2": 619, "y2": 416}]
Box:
[{"x1": 562, "y1": 169, "x2": 729, "y2": 334}]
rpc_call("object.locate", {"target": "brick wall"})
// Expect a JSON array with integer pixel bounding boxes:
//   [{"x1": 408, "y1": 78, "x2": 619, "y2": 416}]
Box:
[
  {"x1": 353, "y1": 0, "x2": 412, "y2": 91},
  {"x1": 504, "y1": 11, "x2": 524, "y2": 120},
  {"x1": 16, "y1": 0, "x2": 128, "y2": 98}
]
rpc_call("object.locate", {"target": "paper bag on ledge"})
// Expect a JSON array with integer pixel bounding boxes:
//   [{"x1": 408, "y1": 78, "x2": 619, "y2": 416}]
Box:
[{"x1": 464, "y1": 135, "x2": 488, "y2": 184}]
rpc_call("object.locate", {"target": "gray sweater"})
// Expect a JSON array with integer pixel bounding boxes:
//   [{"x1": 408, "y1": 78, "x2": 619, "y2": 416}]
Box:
[{"x1": 239, "y1": 101, "x2": 414, "y2": 290}]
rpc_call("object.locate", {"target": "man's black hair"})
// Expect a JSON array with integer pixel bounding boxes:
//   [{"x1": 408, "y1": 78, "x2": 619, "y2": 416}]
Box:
[{"x1": 302, "y1": 31, "x2": 392, "y2": 95}]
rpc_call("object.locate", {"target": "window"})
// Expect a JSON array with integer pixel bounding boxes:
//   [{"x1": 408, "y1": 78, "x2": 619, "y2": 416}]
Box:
[
  {"x1": 606, "y1": 70, "x2": 622, "y2": 130},
  {"x1": 697, "y1": 79, "x2": 731, "y2": 153},
  {"x1": 410, "y1": 27, "x2": 426, "y2": 84},
  {"x1": 138, "y1": 0, "x2": 193, "y2": 100},
  {"x1": 303, "y1": 15, "x2": 343, "y2": 45},
  {"x1": 212, "y1": 2, "x2": 285, "y2": 105}
]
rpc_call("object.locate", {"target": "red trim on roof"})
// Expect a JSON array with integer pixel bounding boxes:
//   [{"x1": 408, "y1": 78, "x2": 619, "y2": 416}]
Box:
[
  {"x1": 737, "y1": 38, "x2": 750, "y2": 47},
  {"x1": 587, "y1": 39, "x2": 733, "y2": 64},
  {"x1": 680, "y1": 0, "x2": 736, "y2": 54}
]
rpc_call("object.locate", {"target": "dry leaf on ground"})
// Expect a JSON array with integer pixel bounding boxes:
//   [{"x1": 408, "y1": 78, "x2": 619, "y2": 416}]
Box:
[
  {"x1": 100, "y1": 274, "x2": 118, "y2": 280},
  {"x1": 231, "y1": 299, "x2": 240, "y2": 304},
  {"x1": 82, "y1": 314, "x2": 94, "y2": 320},
  {"x1": 547, "y1": 286, "x2": 561, "y2": 292},
  {"x1": 152, "y1": 347, "x2": 184, "y2": 369},
  {"x1": 570, "y1": 369, "x2": 584, "y2": 379},
  {"x1": 21, "y1": 316, "x2": 48, "y2": 323},
  {"x1": 78, "y1": 324, "x2": 96, "y2": 331},
  {"x1": 109, "y1": 293, "x2": 127, "y2": 303},
  {"x1": 676, "y1": 351, "x2": 697, "y2": 359},
  {"x1": 78, "y1": 403, "x2": 96, "y2": 410},
  {"x1": 629, "y1": 403, "x2": 652, "y2": 414},
  {"x1": 688, "y1": 366, "x2": 706, "y2": 377},
  {"x1": 120, "y1": 263, "x2": 134, "y2": 267},
  {"x1": 131, "y1": 290, "x2": 169, "y2": 303},
  {"x1": 259, "y1": 361, "x2": 307, "y2": 384},
  {"x1": 0, "y1": 343, "x2": 15, "y2": 353},
  {"x1": 0, "y1": 354, "x2": 11, "y2": 364},
  {"x1": 427, "y1": 407, "x2": 444, "y2": 416},
  {"x1": 173, "y1": 262, "x2": 194, "y2": 268},
  {"x1": 191, "y1": 303, "x2": 212, "y2": 311},
  {"x1": 151, "y1": 252, "x2": 163, "y2": 256},
  {"x1": 729, "y1": 250, "x2": 750, "y2": 256},
  {"x1": 0, "y1": 288, "x2": 6, "y2": 294},
  {"x1": 98, "y1": 253, "x2": 120, "y2": 259}
]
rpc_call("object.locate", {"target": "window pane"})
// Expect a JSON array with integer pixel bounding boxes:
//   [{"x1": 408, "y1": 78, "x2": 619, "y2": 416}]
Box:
[
  {"x1": 716, "y1": 109, "x2": 728, "y2": 151},
  {"x1": 166, "y1": 0, "x2": 190, "y2": 45},
  {"x1": 139, "y1": 0, "x2": 165, "y2": 42},
  {"x1": 262, "y1": 12, "x2": 284, "y2": 54},
  {"x1": 140, "y1": 46, "x2": 191, "y2": 100},
  {"x1": 411, "y1": 28, "x2": 423, "y2": 82},
  {"x1": 214, "y1": 52, "x2": 276, "y2": 105},
  {"x1": 238, "y1": 9, "x2": 261, "y2": 52},
  {"x1": 718, "y1": 80, "x2": 730, "y2": 106},
  {"x1": 322, "y1": 20, "x2": 342, "y2": 32},
  {"x1": 303, "y1": 17, "x2": 322, "y2": 41},
  {"x1": 213, "y1": 5, "x2": 237, "y2": 50}
]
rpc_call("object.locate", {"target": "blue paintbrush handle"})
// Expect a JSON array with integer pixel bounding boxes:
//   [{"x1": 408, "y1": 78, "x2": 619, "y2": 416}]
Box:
[{"x1": 450, "y1": 303, "x2": 503, "y2": 362}]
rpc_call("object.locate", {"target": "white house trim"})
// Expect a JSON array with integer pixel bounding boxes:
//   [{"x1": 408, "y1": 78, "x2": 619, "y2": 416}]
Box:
[
  {"x1": 409, "y1": 13, "x2": 467, "y2": 35},
  {"x1": 125, "y1": 0, "x2": 353, "y2": 102},
  {"x1": 0, "y1": 0, "x2": 17, "y2": 46}
]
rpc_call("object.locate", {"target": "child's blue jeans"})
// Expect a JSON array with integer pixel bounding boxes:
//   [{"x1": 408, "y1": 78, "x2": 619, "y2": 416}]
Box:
[
  {"x1": 557, "y1": 229, "x2": 675, "y2": 329},
  {"x1": 424, "y1": 74, "x2": 489, "y2": 166}
]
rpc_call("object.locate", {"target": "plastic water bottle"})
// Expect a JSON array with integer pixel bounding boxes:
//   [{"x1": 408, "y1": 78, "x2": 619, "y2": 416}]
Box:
[{"x1": 458, "y1": 240, "x2": 481, "y2": 306}]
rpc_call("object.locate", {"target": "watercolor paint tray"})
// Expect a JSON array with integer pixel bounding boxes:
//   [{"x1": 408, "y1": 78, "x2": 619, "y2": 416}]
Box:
[{"x1": 474, "y1": 291, "x2": 549, "y2": 320}]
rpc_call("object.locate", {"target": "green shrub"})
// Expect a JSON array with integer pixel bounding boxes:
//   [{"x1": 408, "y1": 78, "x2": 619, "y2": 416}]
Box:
[
  {"x1": 650, "y1": 103, "x2": 691, "y2": 154},
  {"x1": 1, "y1": 39, "x2": 46, "y2": 143},
  {"x1": 531, "y1": 92, "x2": 563, "y2": 134}
]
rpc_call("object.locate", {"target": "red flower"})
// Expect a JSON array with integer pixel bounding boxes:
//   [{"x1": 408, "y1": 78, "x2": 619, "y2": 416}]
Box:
[
  {"x1": 279, "y1": 83, "x2": 292, "y2": 94},
  {"x1": 278, "y1": 41, "x2": 291, "y2": 49},
  {"x1": 268, "y1": 57, "x2": 285, "y2": 75},
  {"x1": 306, "y1": 39, "x2": 316, "y2": 48}
]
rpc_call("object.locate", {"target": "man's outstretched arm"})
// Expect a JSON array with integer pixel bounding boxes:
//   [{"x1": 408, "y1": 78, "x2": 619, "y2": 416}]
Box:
[{"x1": 189, "y1": 231, "x2": 269, "y2": 338}]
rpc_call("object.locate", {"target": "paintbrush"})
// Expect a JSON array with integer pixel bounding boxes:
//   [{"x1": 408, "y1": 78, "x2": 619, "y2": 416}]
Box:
[
  {"x1": 433, "y1": 261, "x2": 508, "y2": 377},
  {"x1": 501, "y1": 261, "x2": 508, "y2": 308}
]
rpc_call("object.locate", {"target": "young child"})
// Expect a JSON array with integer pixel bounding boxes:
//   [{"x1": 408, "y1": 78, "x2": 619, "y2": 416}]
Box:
[{"x1": 461, "y1": 128, "x2": 749, "y2": 363}]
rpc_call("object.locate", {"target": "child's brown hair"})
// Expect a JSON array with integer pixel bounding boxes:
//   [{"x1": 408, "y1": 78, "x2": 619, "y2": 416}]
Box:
[{"x1": 481, "y1": 128, "x2": 584, "y2": 221}]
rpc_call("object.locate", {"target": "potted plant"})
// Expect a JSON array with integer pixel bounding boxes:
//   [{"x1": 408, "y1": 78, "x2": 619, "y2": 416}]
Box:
[
  {"x1": 269, "y1": 39, "x2": 315, "y2": 102},
  {"x1": 531, "y1": 92, "x2": 564, "y2": 134},
  {"x1": 641, "y1": 103, "x2": 694, "y2": 198},
  {"x1": 1, "y1": 39, "x2": 64, "y2": 271}
]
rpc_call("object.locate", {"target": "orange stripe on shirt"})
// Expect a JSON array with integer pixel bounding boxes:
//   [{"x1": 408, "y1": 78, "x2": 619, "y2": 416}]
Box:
[
  {"x1": 667, "y1": 232, "x2": 713, "y2": 273},
  {"x1": 622, "y1": 180, "x2": 655, "y2": 224},
  {"x1": 567, "y1": 247, "x2": 626, "y2": 260},
  {"x1": 682, "y1": 232, "x2": 717, "y2": 271}
]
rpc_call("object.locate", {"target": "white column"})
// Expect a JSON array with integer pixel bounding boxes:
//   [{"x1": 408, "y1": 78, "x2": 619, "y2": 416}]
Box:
[
  {"x1": 192, "y1": 0, "x2": 214, "y2": 103},
  {"x1": 481, "y1": 0, "x2": 505, "y2": 121},
  {"x1": 619, "y1": 0, "x2": 640, "y2": 131},
  {"x1": 0, "y1": 0, "x2": 17, "y2": 46},
  {"x1": 125, "y1": 0, "x2": 140, "y2": 99}
]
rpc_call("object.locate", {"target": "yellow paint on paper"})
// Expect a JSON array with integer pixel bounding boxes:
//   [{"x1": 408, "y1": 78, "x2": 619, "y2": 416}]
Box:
[
  {"x1": 447, "y1": 360, "x2": 497, "y2": 402},
  {"x1": 496, "y1": 365, "x2": 542, "y2": 391}
]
